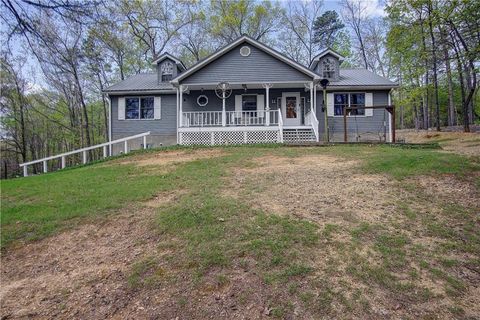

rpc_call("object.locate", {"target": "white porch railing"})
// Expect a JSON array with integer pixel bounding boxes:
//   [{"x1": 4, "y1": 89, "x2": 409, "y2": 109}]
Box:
[
  {"x1": 183, "y1": 111, "x2": 222, "y2": 127},
  {"x1": 305, "y1": 111, "x2": 319, "y2": 142},
  {"x1": 182, "y1": 110, "x2": 279, "y2": 127},
  {"x1": 19, "y1": 131, "x2": 151, "y2": 177}
]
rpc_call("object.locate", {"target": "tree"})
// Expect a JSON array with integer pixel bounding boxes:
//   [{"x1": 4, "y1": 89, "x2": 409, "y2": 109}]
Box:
[
  {"x1": 341, "y1": 0, "x2": 369, "y2": 69},
  {"x1": 312, "y1": 10, "x2": 345, "y2": 48},
  {"x1": 208, "y1": 0, "x2": 283, "y2": 44}
]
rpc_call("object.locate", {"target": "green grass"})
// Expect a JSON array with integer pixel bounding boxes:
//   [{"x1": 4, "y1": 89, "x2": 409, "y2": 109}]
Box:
[{"x1": 2, "y1": 143, "x2": 479, "y2": 317}]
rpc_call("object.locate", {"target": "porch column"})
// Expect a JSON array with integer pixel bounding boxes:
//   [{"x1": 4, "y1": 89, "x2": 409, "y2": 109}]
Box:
[
  {"x1": 388, "y1": 90, "x2": 393, "y2": 143},
  {"x1": 262, "y1": 83, "x2": 273, "y2": 126},
  {"x1": 310, "y1": 81, "x2": 315, "y2": 112},
  {"x1": 222, "y1": 91, "x2": 226, "y2": 126},
  {"x1": 313, "y1": 83, "x2": 317, "y2": 113},
  {"x1": 179, "y1": 85, "x2": 183, "y2": 127}
]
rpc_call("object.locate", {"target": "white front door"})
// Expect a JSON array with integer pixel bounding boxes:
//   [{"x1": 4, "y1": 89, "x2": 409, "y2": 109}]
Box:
[{"x1": 282, "y1": 92, "x2": 301, "y2": 126}]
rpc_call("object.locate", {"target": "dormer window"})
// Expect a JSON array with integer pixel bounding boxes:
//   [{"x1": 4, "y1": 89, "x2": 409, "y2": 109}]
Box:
[
  {"x1": 322, "y1": 58, "x2": 335, "y2": 79},
  {"x1": 161, "y1": 61, "x2": 173, "y2": 82}
]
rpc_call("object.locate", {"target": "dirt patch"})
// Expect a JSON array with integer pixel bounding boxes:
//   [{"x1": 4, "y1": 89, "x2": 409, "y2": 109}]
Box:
[
  {"x1": 0, "y1": 205, "x2": 165, "y2": 319},
  {"x1": 230, "y1": 154, "x2": 396, "y2": 227},
  {"x1": 144, "y1": 190, "x2": 186, "y2": 208},
  {"x1": 397, "y1": 129, "x2": 480, "y2": 156},
  {"x1": 118, "y1": 148, "x2": 226, "y2": 167}
]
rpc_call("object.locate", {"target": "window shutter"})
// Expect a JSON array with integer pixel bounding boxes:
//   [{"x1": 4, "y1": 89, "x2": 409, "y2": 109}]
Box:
[
  {"x1": 326, "y1": 93, "x2": 334, "y2": 116},
  {"x1": 118, "y1": 97, "x2": 125, "y2": 120},
  {"x1": 235, "y1": 95, "x2": 242, "y2": 113},
  {"x1": 154, "y1": 96, "x2": 161, "y2": 119},
  {"x1": 257, "y1": 94, "x2": 264, "y2": 117},
  {"x1": 365, "y1": 92, "x2": 373, "y2": 116}
]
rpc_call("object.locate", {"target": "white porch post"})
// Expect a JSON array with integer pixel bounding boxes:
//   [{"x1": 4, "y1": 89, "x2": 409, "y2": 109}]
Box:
[
  {"x1": 313, "y1": 83, "x2": 317, "y2": 113},
  {"x1": 179, "y1": 85, "x2": 183, "y2": 127},
  {"x1": 310, "y1": 81, "x2": 314, "y2": 112},
  {"x1": 262, "y1": 83, "x2": 273, "y2": 126},
  {"x1": 222, "y1": 91, "x2": 226, "y2": 126}
]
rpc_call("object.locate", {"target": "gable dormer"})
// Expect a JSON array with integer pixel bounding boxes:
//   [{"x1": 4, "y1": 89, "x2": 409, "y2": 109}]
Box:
[
  {"x1": 152, "y1": 53, "x2": 186, "y2": 84},
  {"x1": 309, "y1": 49, "x2": 344, "y2": 82}
]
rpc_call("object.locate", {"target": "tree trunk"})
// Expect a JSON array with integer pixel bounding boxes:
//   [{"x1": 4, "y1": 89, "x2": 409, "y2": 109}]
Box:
[
  {"x1": 441, "y1": 29, "x2": 456, "y2": 126},
  {"x1": 427, "y1": 1, "x2": 441, "y2": 131}
]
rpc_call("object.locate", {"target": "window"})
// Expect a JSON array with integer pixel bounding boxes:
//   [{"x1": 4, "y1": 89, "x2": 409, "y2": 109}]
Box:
[
  {"x1": 333, "y1": 93, "x2": 365, "y2": 116},
  {"x1": 197, "y1": 95, "x2": 208, "y2": 107},
  {"x1": 322, "y1": 58, "x2": 335, "y2": 79},
  {"x1": 242, "y1": 95, "x2": 257, "y2": 111},
  {"x1": 240, "y1": 46, "x2": 251, "y2": 56},
  {"x1": 161, "y1": 61, "x2": 173, "y2": 82},
  {"x1": 125, "y1": 97, "x2": 154, "y2": 119}
]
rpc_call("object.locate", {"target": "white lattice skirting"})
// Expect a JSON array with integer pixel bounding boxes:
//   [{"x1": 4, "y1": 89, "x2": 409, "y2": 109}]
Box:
[{"x1": 179, "y1": 128, "x2": 281, "y2": 146}]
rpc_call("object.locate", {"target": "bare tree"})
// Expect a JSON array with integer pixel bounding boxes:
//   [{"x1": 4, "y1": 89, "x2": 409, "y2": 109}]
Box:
[{"x1": 341, "y1": 0, "x2": 369, "y2": 69}]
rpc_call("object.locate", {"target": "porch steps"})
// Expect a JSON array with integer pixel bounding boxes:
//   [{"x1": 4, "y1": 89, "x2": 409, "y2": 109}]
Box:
[{"x1": 283, "y1": 128, "x2": 316, "y2": 143}]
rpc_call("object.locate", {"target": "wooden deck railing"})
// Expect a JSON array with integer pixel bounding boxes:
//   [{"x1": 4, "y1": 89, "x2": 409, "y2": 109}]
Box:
[{"x1": 19, "y1": 131, "x2": 151, "y2": 177}]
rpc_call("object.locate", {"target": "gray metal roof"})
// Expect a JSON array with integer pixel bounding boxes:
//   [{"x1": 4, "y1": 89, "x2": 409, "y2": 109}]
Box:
[
  {"x1": 329, "y1": 68, "x2": 398, "y2": 87},
  {"x1": 104, "y1": 73, "x2": 174, "y2": 93}
]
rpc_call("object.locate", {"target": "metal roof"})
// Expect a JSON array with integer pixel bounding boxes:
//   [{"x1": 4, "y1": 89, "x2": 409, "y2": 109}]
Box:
[
  {"x1": 329, "y1": 69, "x2": 398, "y2": 87},
  {"x1": 104, "y1": 73, "x2": 175, "y2": 93}
]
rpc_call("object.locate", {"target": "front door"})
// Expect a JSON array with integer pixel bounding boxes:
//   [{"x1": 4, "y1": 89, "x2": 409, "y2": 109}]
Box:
[{"x1": 282, "y1": 92, "x2": 301, "y2": 126}]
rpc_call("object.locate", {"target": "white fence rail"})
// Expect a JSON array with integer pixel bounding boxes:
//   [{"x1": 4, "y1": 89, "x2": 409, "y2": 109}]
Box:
[
  {"x1": 305, "y1": 111, "x2": 319, "y2": 142},
  {"x1": 19, "y1": 131, "x2": 151, "y2": 177},
  {"x1": 182, "y1": 110, "x2": 279, "y2": 127}
]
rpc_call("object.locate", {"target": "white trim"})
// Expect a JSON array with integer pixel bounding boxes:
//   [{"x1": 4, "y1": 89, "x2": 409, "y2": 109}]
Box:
[
  {"x1": 171, "y1": 35, "x2": 319, "y2": 83},
  {"x1": 178, "y1": 126, "x2": 279, "y2": 132},
  {"x1": 309, "y1": 48, "x2": 345, "y2": 68},
  {"x1": 240, "y1": 46, "x2": 251, "y2": 57},
  {"x1": 151, "y1": 52, "x2": 186, "y2": 70},
  {"x1": 106, "y1": 90, "x2": 176, "y2": 95},
  {"x1": 281, "y1": 92, "x2": 302, "y2": 126}
]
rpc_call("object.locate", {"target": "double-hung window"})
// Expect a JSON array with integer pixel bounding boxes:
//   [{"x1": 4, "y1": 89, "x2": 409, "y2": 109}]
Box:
[
  {"x1": 161, "y1": 62, "x2": 173, "y2": 82},
  {"x1": 322, "y1": 58, "x2": 335, "y2": 79},
  {"x1": 125, "y1": 97, "x2": 154, "y2": 119},
  {"x1": 333, "y1": 93, "x2": 365, "y2": 116}
]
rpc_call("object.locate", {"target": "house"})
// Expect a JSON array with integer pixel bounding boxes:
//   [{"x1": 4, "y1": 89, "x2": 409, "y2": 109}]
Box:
[{"x1": 104, "y1": 35, "x2": 398, "y2": 150}]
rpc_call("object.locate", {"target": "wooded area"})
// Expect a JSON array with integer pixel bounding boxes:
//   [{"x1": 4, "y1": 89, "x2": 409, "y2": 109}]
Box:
[{"x1": 1, "y1": 0, "x2": 479, "y2": 178}]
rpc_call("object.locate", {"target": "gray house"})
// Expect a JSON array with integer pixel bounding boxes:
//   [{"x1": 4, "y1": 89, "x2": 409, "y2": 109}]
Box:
[{"x1": 104, "y1": 36, "x2": 398, "y2": 149}]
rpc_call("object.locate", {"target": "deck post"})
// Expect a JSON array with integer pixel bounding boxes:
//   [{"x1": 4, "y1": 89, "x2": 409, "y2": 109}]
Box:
[
  {"x1": 313, "y1": 84, "x2": 317, "y2": 114},
  {"x1": 23, "y1": 165, "x2": 28, "y2": 177},
  {"x1": 263, "y1": 83, "x2": 272, "y2": 126},
  {"x1": 309, "y1": 82, "x2": 314, "y2": 115},
  {"x1": 83, "y1": 150, "x2": 87, "y2": 164},
  {"x1": 61, "y1": 156, "x2": 66, "y2": 169},
  {"x1": 179, "y1": 85, "x2": 183, "y2": 127},
  {"x1": 143, "y1": 136, "x2": 147, "y2": 149}
]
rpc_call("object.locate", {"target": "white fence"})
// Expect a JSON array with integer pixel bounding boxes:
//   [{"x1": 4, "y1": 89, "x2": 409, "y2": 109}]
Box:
[{"x1": 19, "y1": 132, "x2": 151, "y2": 177}]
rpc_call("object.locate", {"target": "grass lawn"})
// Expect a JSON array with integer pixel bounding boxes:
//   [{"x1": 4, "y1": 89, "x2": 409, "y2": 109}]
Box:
[{"x1": 1, "y1": 144, "x2": 479, "y2": 318}]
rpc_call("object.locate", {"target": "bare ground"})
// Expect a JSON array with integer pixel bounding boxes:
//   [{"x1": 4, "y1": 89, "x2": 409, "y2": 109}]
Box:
[{"x1": 397, "y1": 129, "x2": 480, "y2": 156}]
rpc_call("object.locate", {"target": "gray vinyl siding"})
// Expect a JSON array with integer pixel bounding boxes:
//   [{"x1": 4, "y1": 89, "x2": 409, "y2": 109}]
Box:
[
  {"x1": 181, "y1": 43, "x2": 312, "y2": 85},
  {"x1": 111, "y1": 94, "x2": 177, "y2": 144},
  {"x1": 316, "y1": 90, "x2": 391, "y2": 141},
  {"x1": 182, "y1": 88, "x2": 308, "y2": 113}
]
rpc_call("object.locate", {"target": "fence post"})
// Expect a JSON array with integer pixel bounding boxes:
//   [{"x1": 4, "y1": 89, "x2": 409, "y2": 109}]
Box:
[
  {"x1": 83, "y1": 151, "x2": 87, "y2": 164},
  {"x1": 103, "y1": 145, "x2": 108, "y2": 158},
  {"x1": 143, "y1": 136, "x2": 147, "y2": 149},
  {"x1": 23, "y1": 166, "x2": 28, "y2": 177},
  {"x1": 43, "y1": 160, "x2": 48, "y2": 173},
  {"x1": 124, "y1": 141, "x2": 128, "y2": 154},
  {"x1": 61, "y1": 156, "x2": 66, "y2": 169}
]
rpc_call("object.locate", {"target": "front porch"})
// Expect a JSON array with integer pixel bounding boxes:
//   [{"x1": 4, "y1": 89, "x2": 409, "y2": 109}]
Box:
[{"x1": 176, "y1": 82, "x2": 319, "y2": 145}]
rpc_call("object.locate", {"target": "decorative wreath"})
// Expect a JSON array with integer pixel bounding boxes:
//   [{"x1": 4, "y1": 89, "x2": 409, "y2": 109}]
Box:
[{"x1": 197, "y1": 94, "x2": 209, "y2": 107}]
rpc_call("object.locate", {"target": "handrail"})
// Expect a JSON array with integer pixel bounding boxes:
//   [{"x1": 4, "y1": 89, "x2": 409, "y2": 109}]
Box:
[
  {"x1": 278, "y1": 109, "x2": 284, "y2": 143},
  {"x1": 20, "y1": 131, "x2": 151, "y2": 176},
  {"x1": 310, "y1": 111, "x2": 319, "y2": 142}
]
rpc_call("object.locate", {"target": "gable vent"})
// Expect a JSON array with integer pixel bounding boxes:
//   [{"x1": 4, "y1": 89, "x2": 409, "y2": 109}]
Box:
[{"x1": 240, "y1": 46, "x2": 251, "y2": 57}]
